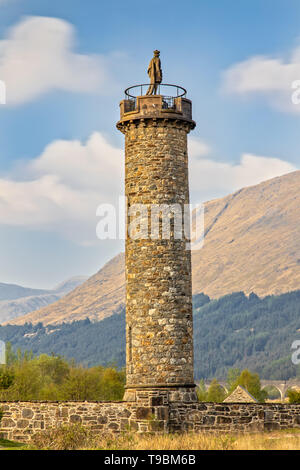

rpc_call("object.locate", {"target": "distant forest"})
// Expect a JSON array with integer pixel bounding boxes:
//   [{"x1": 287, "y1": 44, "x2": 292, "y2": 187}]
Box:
[{"x1": 0, "y1": 290, "x2": 300, "y2": 381}]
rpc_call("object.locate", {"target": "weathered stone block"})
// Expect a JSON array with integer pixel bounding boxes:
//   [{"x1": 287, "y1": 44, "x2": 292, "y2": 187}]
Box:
[
  {"x1": 216, "y1": 416, "x2": 232, "y2": 424},
  {"x1": 264, "y1": 422, "x2": 280, "y2": 431},
  {"x1": 69, "y1": 414, "x2": 82, "y2": 424},
  {"x1": 149, "y1": 420, "x2": 165, "y2": 431},
  {"x1": 98, "y1": 415, "x2": 108, "y2": 424},
  {"x1": 108, "y1": 422, "x2": 119, "y2": 431},
  {"x1": 22, "y1": 408, "x2": 34, "y2": 419},
  {"x1": 136, "y1": 407, "x2": 153, "y2": 420},
  {"x1": 156, "y1": 407, "x2": 169, "y2": 421},
  {"x1": 1, "y1": 418, "x2": 16, "y2": 428},
  {"x1": 150, "y1": 396, "x2": 163, "y2": 406},
  {"x1": 128, "y1": 420, "x2": 139, "y2": 431},
  {"x1": 16, "y1": 419, "x2": 29, "y2": 428},
  {"x1": 57, "y1": 407, "x2": 69, "y2": 418},
  {"x1": 203, "y1": 415, "x2": 215, "y2": 425}
]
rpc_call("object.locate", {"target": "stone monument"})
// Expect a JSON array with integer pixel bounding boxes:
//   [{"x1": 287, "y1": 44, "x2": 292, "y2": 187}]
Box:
[
  {"x1": 117, "y1": 52, "x2": 197, "y2": 404},
  {"x1": 146, "y1": 49, "x2": 162, "y2": 95}
]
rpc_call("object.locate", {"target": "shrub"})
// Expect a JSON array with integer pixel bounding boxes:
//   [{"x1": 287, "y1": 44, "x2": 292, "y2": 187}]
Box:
[
  {"x1": 206, "y1": 379, "x2": 226, "y2": 402},
  {"x1": 197, "y1": 379, "x2": 208, "y2": 401},
  {"x1": 287, "y1": 389, "x2": 300, "y2": 404},
  {"x1": 31, "y1": 424, "x2": 95, "y2": 450},
  {"x1": 0, "y1": 367, "x2": 15, "y2": 390},
  {"x1": 0, "y1": 352, "x2": 125, "y2": 401}
]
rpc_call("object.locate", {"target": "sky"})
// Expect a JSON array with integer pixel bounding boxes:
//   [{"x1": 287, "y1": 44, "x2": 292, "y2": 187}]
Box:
[{"x1": 0, "y1": 0, "x2": 299, "y2": 288}]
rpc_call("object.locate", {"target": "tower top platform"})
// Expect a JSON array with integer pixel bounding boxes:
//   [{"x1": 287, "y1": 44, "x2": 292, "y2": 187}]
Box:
[{"x1": 116, "y1": 83, "x2": 196, "y2": 132}]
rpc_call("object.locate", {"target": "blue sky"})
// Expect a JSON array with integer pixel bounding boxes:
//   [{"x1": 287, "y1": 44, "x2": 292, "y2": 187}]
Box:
[{"x1": 0, "y1": 0, "x2": 299, "y2": 288}]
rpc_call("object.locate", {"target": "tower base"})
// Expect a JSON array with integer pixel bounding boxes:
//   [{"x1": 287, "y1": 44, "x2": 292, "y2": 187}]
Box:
[{"x1": 123, "y1": 384, "x2": 198, "y2": 404}]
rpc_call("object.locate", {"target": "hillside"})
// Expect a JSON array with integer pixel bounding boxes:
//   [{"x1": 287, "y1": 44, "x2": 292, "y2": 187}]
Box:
[
  {"x1": 0, "y1": 276, "x2": 87, "y2": 324},
  {"x1": 192, "y1": 170, "x2": 300, "y2": 298},
  {"x1": 7, "y1": 170, "x2": 300, "y2": 326},
  {"x1": 0, "y1": 283, "x2": 49, "y2": 302},
  {"x1": 5, "y1": 254, "x2": 125, "y2": 325},
  {"x1": 1, "y1": 291, "x2": 300, "y2": 380}
]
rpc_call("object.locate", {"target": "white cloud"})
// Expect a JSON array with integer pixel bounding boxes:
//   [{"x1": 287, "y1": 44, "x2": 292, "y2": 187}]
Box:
[
  {"x1": 188, "y1": 137, "x2": 211, "y2": 158},
  {"x1": 0, "y1": 134, "x2": 296, "y2": 244},
  {"x1": 222, "y1": 44, "x2": 300, "y2": 113},
  {"x1": 0, "y1": 16, "x2": 112, "y2": 105},
  {"x1": 189, "y1": 138, "x2": 297, "y2": 201},
  {"x1": 0, "y1": 132, "x2": 124, "y2": 243}
]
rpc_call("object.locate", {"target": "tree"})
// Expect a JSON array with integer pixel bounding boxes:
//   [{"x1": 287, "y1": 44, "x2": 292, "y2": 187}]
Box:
[
  {"x1": 0, "y1": 366, "x2": 15, "y2": 390},
  {"x1": 59, "y1": 366, "x2": 101, "y2": 401},
  {"x1": 227, "y1": 368, "x2": 241, "y2": 392},
  {"x1": 97, "y1": 366, "x2": 125, "y2": 401},
  {"x1": 34, "y1": 354, "x2": 70, "y2": 385},
  {"x1": 227, "y1": 368, "x2": 267, "y2": 402},
  {"x1": 206, "y1": 379, "x2": 226, "y2": 402},
  {"x1": 197, "y1": 379, "x2": 208, "y2": 402},
  {"x1": 2, "y1": 361, "x2": 42, "y2": 400},
  {"x1": 287, "y1": 389, "x2": 300, "y2": 404},
  {"x1": 5, "y1": 342, "x2": 17, "y2": 365}
]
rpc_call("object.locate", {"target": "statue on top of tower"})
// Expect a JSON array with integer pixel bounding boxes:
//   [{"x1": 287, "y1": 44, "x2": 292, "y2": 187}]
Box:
[{"x1": 146, "y1": 50, "x2": 162, "y2": 95}]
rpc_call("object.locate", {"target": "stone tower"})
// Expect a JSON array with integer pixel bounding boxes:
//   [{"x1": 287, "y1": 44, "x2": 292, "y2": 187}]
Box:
[{"x1": 117, "y1": 74, "x2": 197, "y2": 404}]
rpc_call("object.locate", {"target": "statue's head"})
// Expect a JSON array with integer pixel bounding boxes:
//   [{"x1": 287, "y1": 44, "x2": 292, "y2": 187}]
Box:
[{"x1": 153, "y1": 50, "x2": 160, "y2": 57}]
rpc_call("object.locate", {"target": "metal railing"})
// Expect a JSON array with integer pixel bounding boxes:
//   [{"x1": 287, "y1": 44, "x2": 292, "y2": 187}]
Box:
[{"x1": 124, "y1": 83, "x2": 187, "y2": 100}]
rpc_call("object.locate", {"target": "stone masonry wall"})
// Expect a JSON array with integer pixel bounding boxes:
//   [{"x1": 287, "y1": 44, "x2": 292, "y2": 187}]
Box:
[
  {"x1": 0, "y1": 400, "x2": 168, "y2": 442},
  {"x1": 169, "y1": 402, "x2": 300, "y2": 433},
  {"x1": 123, "y1": 120, "x2": 194, "y2": 388},
  {"x1": 1, "y1": 401, "x2": 300, "y2": 442}
]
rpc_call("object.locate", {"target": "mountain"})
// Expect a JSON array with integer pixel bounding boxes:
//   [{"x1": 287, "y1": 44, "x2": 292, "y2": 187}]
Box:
[
  {"x1": 5, "y1": 254, "x2": 125, "y2": 325},
  {"x1": 0, "y1": 283, "x2": 49, "y2": 302},
  {"x1": 0, "y1": 276, "x2": 87, "y2": 324},
  {"x1": 192, "y1": 170, "x2": 300, "y2": 298},
  {"x1": 7, "y1": 170, "x2": 300, "y2": 326},
  {"x1": 53, "y1": 276, "x2": 89, "y2": 294},
  {"x1": 1, "y1": 290, "x2": 300, "y2": 380}
]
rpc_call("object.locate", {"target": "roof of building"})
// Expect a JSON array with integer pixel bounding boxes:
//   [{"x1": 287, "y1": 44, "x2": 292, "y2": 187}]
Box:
[{"x1": 223, "y1": 385, "x2": 258, "y2": 403}]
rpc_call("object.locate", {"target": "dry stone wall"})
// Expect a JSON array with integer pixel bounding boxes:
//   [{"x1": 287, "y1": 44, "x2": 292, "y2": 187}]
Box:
[
  {"x1": 0, "y1": 400, "x2": 168, "y2": 442},
  {"x1": 169, "y1": 402, "x2": 300, "y2": 433},
  {"x1": 1, "y1": 401, "x2": 300, "y2": 442}
]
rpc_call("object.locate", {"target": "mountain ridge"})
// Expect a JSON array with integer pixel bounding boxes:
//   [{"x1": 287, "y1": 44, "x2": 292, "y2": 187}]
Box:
[
  {"x1": 6, "y1": 170, "x2": 300, "y2": 326},
  {"x1": 1, "y1": 290, "x2": 299, "y2": 380},
  {"x1": 0, "y1": 276, "x2": 87, "y2": 324}
]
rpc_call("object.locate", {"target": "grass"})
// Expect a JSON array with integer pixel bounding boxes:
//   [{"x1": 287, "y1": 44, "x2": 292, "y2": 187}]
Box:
[
  {"x1": 26, "y1": 425, "x2": 300, "y2": 450},
  {"x1": 0, "y1": 438, "x2": 27, "y2": 450},
  {"x1": 94, "y1": 430, "x2": 300, "y2": 451}
]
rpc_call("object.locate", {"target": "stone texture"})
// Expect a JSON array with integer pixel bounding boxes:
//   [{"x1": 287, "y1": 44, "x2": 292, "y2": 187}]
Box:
[
  {"x1": 0, "y1": 401, "x2": 169, "y2": 441},
  {"x1": 169, "y1": 402, "x2": 300, "y2": 433},
  {"x1": 2, "y1": 401, "x2": 300, "y2": 442},
  {"x1": 224, "y1": 385, "x2": 257, "y2": 403},
  {"x1": 117, "y1": 94, "x2": 196, "y2": 399}
]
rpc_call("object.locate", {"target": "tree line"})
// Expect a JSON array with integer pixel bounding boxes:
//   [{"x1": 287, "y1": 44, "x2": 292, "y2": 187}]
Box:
[
  {"x1": 0, "y1": 345, "x2": 125, "y2": 401},
  {"x1": 1, "y1": 289, "x2": 300, "y2": 381}
]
